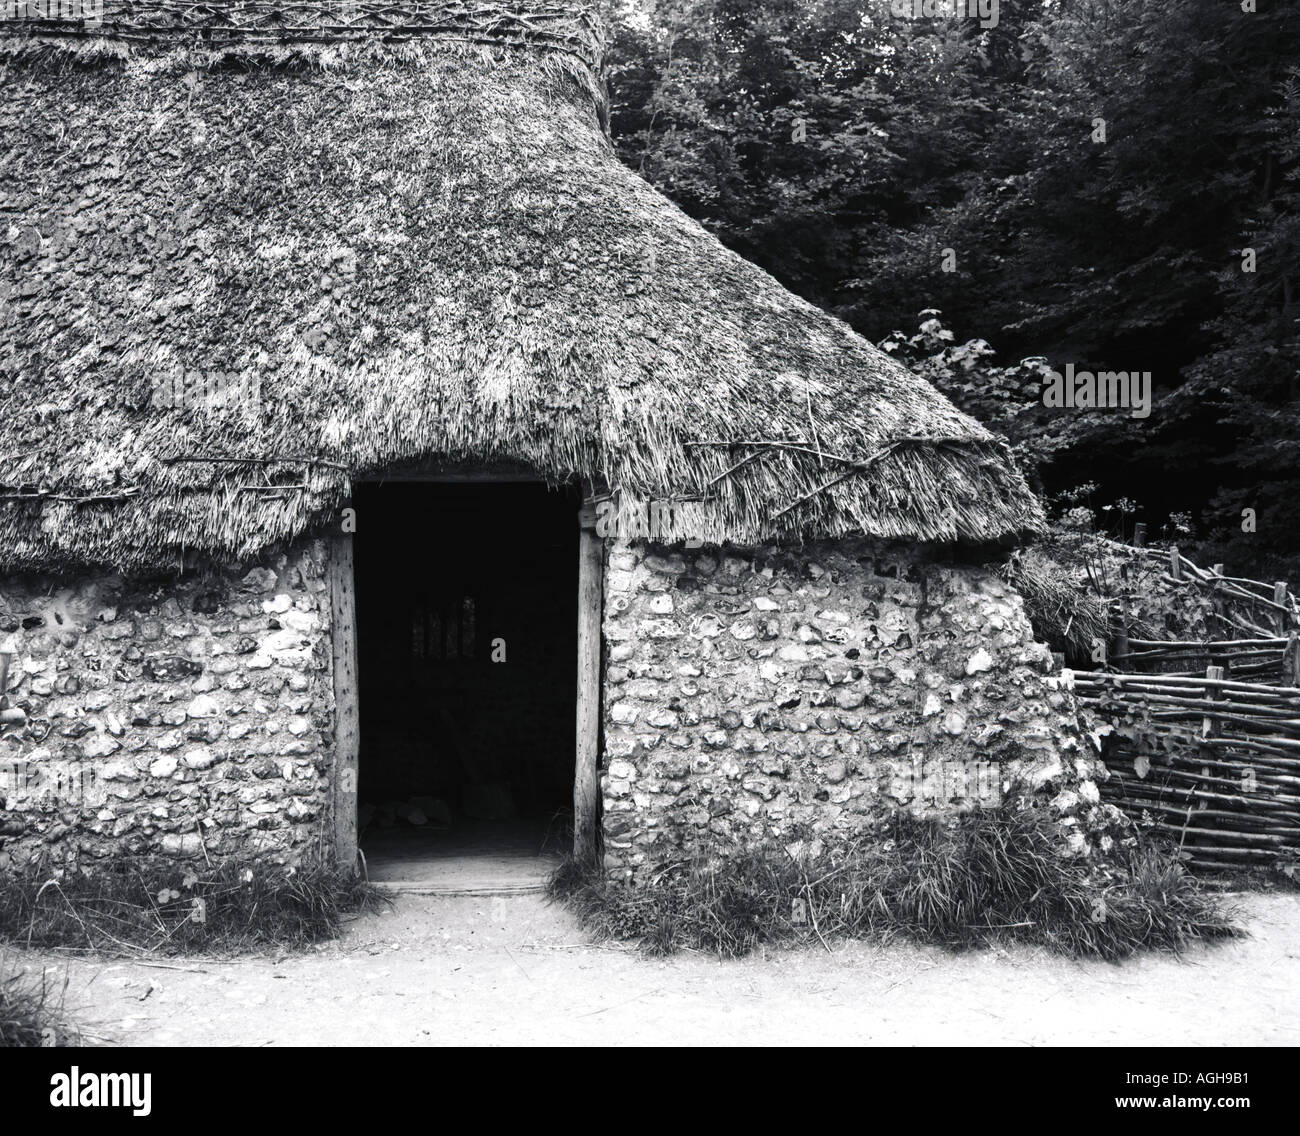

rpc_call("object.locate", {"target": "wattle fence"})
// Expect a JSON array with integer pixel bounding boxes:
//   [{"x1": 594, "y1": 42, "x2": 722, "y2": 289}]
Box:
[
  {"x1": 1072, "y1": 670, "x2": 1300, "y2": 874},
  {"x1": 1065, "y1": 541, "x2": 1300, "y2": 876}
]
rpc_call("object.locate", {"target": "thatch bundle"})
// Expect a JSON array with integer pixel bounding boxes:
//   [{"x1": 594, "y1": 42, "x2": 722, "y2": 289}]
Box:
[{"x1": 0, "y1": 3, "x2": 1043, "y2": 571}]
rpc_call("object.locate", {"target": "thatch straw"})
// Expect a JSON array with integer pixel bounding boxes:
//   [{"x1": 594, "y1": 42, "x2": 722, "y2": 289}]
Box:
[{"x1": 0, "y1": 4, "x2": 1043, "y2": 571}]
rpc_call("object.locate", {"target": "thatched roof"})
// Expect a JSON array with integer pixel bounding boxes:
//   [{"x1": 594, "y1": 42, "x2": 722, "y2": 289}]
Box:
[{"x1": 0, "y1": 2, "x2": 1043, "y2": 572}]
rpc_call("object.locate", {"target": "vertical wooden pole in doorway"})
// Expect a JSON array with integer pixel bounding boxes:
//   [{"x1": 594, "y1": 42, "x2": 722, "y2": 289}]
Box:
[
  {"x1": 574, "y1": 498, "x2": 603, "y2": 865},
  {"x1": 329, "y1": 533, "x2": 361, "y2": 873}
]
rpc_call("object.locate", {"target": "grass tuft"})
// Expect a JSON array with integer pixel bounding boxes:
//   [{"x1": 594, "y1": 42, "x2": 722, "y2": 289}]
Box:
[
  {"x1": 548, "y1": 808, "x2": 1242, "y2": 961},
  {"x1": 1, "y1": 958, "x2": 80, "y2": 1047},
  {"x1": 0, "y1": 857, "x2": 389, "y2": 956}
]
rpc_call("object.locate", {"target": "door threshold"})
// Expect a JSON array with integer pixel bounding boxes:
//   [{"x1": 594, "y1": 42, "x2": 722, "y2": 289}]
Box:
[{"x1": 373, "y1": 880, "x2": 548, "y2": 896}]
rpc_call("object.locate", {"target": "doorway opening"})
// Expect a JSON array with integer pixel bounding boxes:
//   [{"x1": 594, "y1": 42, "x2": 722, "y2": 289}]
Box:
[{"x1": 353, "y1": 480, "x2": 579, "y2": 891}]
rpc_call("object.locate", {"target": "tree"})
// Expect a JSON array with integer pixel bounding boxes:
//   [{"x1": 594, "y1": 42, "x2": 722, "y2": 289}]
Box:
[{"x1": 601, "y1": 0, "x2": 1300, "y2": 573}]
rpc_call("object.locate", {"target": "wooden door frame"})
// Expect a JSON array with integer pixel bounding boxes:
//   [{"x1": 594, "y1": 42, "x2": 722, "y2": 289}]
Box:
[
  {"x1": 328, "y1": 475, "x2": 603, "y2": 870},
  {"x1": 573, "y1": 498, "x2": 604, "y2": 864},
  {"x1": 328, "y1": 530, "x2": 360, "y2": 871}
]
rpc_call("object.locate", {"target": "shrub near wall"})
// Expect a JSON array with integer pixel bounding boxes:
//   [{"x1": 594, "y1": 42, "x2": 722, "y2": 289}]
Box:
[
  {"x1": 600, "y1": 539, "x2": 1124, "y2": 877},
  {"x1": 0, "y1": 542, "x2": 336, "y2": 866}
]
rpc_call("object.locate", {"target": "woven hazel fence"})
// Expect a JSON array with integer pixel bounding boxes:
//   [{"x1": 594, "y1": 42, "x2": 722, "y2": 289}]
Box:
[
  {"x1": 1071, "y1": 536, "x2": 1300, "y2": 874},
  {"x1": 1112, "y1": 635, "x2": 1300, "y2": 684},
  {"x1": 1109, "y1": 531, "x2": 1300, "y2": 681},
  {"x1": 1073, "y1": 669, "x2": 1300, "y2": 873}
]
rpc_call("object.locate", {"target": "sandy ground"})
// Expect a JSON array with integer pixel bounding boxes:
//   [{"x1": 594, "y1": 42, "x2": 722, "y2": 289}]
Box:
[{"x1": 13, "y1": 891, "x2": 1300, "y2": 1047}]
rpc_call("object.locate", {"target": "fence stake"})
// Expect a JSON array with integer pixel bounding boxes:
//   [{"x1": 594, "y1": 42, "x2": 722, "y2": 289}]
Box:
[
  {"x1": 1170, "y1": 546, "x2": 1181, "y2": 581},
  {"x1": 1208, "y1": 563, "x2": 1225, "y2": 624},
  {"x1": 1133, "y1": 522, "x2": 1147, "y2": 548},
  {"x1": 1201, "y1": 665, "x2": 1225, "y2": 813},
  {"x1": 1273, "y1": 582, "x2": 1290, "y2": 635},
  {"x1": 1114, "y1": 598, "x2": 1130, "y2": 669},
  {"x1": 1287, "y1": 633, "x2": 1300, "y2": 688},
  {"x1": 1201, "y1": 664, "x2": 1224, "y2": 737}
]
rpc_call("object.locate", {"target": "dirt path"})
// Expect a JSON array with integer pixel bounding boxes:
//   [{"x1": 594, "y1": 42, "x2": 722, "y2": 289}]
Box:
[{"x1": 14, "y1": 891, "x2": 1300, "y2": 1046}]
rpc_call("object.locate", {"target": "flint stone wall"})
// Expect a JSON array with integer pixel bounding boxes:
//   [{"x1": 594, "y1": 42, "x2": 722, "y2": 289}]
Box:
[
  {"x1": 0, "y1": 543, "x2": 335, "y2": 864},
  {"x1": 0, "y1": 532, "x2": 1116, "y2": 875},
  {"x1": 600, "y1": 539, "x2": 1113, "y2": 877}
]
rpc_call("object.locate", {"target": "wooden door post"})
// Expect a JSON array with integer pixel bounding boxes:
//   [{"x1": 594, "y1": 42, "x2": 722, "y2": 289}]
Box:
[
  {"x1": 573, "y1": 498, "x2": 604, "y2": 865},
  {"x1": 329, "y1": 533, "x2": 361, "y2": 873}
]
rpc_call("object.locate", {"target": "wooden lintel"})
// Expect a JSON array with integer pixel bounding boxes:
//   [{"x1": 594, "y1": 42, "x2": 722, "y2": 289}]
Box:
[{"x1": 354, "y1": 472, "x2": 551, "y2": 484}]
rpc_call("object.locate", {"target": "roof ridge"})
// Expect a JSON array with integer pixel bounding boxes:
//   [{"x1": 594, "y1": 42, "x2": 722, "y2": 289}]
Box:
[{"x1": 0, "y1": 1, "x2": 603, "y2": 70}]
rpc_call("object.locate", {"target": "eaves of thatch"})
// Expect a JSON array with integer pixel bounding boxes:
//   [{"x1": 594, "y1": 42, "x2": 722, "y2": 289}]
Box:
[{"x1": 0, "y1": 2, "x2": 1044, "y2": 573}]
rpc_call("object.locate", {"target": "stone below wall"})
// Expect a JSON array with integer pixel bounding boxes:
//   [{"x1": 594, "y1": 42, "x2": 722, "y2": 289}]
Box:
[
  {"x1": 0, "y1": 543, "x2": 336, "y2": 865},
  {"x1": 600, "y1": 539, "x2": 1120, "y2": 878}
]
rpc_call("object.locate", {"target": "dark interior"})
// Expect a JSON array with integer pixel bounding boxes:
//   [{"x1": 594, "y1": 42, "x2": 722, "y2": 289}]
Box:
[{"x1": 354, "y1": 481, "x2": 578, "y2": 860}]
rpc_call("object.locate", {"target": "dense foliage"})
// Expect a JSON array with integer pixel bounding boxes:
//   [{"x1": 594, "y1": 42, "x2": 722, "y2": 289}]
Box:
[{"x1": 600, "y1": 0, "x2": 1300, "y2": 575}]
